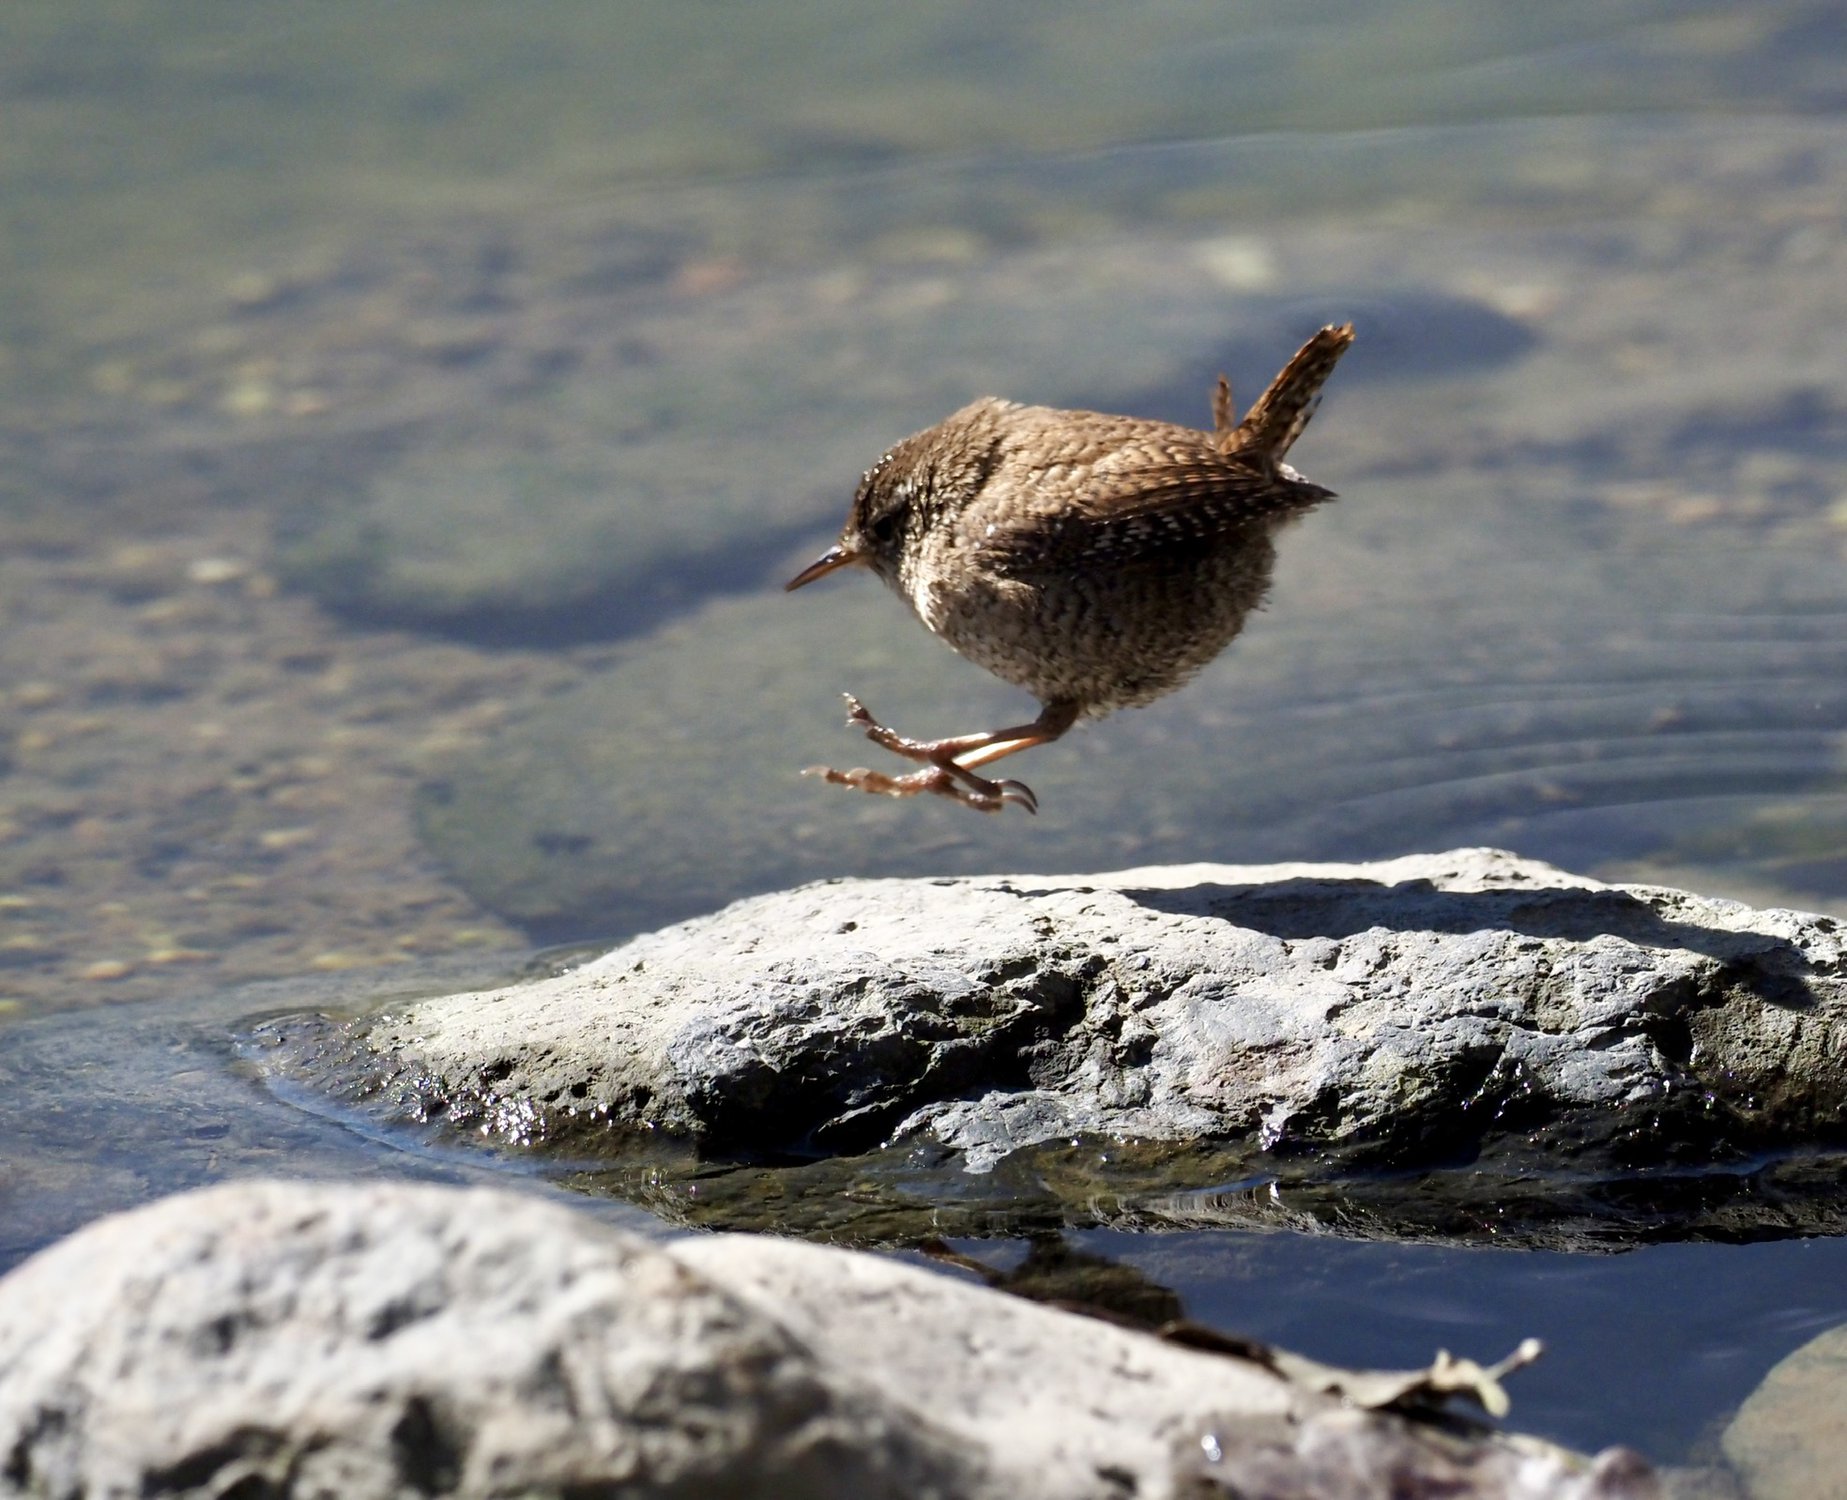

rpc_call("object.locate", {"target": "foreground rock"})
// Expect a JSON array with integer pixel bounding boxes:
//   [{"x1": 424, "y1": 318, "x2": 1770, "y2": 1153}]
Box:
[
  {"x1": 1722, "y1": 1321, "x2": 1847, "y2": 1500},
  {"x1": 276, "y1": 849, "x2": 1844, "y2": 1173},
  {"x1": 0, "y1": 1180, "x2": 1652, "y2": 1499}
]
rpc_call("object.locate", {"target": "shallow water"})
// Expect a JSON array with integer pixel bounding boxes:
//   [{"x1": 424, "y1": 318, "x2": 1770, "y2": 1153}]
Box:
[
  {"x1": 1053, "y1": 1227, "x2": 1847, "y2": 1459},
  {"x1": 2, "y1": 1, "x2": 1845, "y2": 1473}
]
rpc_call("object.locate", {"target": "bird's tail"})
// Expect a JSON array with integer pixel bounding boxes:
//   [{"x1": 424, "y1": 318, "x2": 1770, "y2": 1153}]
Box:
[{"x1": 1214, "y1": 323, "x2": 1355, "y2": 466}]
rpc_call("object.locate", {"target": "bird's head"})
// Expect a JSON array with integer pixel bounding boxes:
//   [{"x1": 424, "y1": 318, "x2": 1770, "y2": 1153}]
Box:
[
  {"x1": 785, "y1": 403, "x2": 1007, "y2": 594},
  {"x1": 784, "y1": 451, "x2": 914, "y2": 592}
]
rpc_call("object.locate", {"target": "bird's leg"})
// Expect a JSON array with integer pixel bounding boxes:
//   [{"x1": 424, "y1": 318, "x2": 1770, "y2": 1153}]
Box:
[{"x1": 805, "y1": 696, "x2": 1079, "y2": 814}]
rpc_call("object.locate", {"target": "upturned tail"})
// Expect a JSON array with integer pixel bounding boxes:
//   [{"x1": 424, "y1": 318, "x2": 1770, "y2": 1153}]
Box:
[{"x1": 1212, "y1": 323, "x2": 1355, "y2": 467}]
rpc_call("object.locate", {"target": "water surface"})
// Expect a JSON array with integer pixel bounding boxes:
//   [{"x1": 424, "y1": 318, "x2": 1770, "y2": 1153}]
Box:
[{"x1": 2, "y1": 1, "x2": 1844, "y2": 1473}]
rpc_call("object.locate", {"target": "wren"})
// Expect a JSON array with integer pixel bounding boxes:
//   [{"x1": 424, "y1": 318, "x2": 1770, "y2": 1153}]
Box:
[{"x1": 786, "y1": 323, "x2": 1355, "y2": 814}]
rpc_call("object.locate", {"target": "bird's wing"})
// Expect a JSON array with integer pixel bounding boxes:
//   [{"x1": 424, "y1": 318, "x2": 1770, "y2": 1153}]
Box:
[{"x1": 984, "y1": 451, "x2": 1333, "y2": 573}]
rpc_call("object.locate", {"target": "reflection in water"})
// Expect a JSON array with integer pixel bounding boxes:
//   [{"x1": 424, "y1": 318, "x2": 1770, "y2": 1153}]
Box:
[{"x1": 1, "y1": 2, "x2": 1844, "y2": 1471}]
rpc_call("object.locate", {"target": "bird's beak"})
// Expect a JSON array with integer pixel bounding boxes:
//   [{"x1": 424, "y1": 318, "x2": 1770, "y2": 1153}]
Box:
[{"x1": 784, "y1": 544, "x2": 861, "y2": 592}]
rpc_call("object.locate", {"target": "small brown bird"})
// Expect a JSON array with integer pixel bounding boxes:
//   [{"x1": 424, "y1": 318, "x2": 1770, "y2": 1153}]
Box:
[{"x1": 786, "y1": 323, "x2": 1355, "y2": 814}]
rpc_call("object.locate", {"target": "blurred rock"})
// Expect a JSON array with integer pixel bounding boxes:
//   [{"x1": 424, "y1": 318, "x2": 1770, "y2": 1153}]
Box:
[
  {"x1": 0, "y1": 1179, "x2": 1650, "y2": 1500},
  {"x1": 1722, "y1": 1322, "x2": 1847, "y2": 1500}
]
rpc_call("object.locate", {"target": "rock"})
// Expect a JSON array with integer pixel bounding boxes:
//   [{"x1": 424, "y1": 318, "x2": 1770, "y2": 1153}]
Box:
[
  {"x1": 407, "y1": 453, "x2": 1847, "y2": 941},
  {"x1": 556, "y1": 1132, "x2": 1847, "y2": 1250},
  {"x1": 0, "y1": 1179, "x2": 1652, "y2": 1499},
  {"x1": 281, "y1": 248, "x2": 1388, "y2": 640},
  {"x1": 269, "y1": 177, "x2": 1542, "y2": 642},
  {"x1": 1722, "y1": 1321, "x2": 1847, "y2": 1500},
  {"x1": 411, "y1": 581, "x2": 1085, "y2": 930},
  {"x1": 270, "y1": 850, "x2": 1845, "y2": 1175},
  {"x1": 0, "y1": 1180, "x2": 965, "y2": 1500}
]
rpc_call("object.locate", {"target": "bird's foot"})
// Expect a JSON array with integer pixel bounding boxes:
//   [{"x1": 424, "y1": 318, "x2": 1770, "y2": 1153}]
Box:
[
  {"x1": 803, "y1": 695, "x2": 1039, "y2": 813},
  {"x1": 801, "y1": 763, "x2": 1034, "y2": 814}
]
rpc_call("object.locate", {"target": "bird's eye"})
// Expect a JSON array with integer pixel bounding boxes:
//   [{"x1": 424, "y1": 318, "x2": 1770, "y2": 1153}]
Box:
[{"x1": 866, "y1": 511, "x2": 900, "y2": 545}]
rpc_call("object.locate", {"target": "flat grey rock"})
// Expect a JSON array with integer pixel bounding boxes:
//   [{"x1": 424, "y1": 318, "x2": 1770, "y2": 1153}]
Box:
[
  {"x1": 285, "y1": 849, "x2": 1844, "y2": 1173},
  {"x1": 0, "y1": 1180, "x2": 1653, "y2": 1499}
]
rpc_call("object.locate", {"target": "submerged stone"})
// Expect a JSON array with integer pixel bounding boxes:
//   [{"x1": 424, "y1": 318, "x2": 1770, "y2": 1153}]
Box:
[
  {"x1": 405, "y1": 436, "x2": 1847, "y2": 943},
  {"x1": 279, "y1": 249, "x2": 1414, "y2": 639}
]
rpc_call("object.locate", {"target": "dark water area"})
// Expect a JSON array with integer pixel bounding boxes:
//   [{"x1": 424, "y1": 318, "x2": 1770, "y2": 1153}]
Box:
[
  {"x1": 1059, "y1": 1226, "x2": 1847, "y2": 1459},
  {"x1": 3, "y1": 2, "x2": 1846, "y2": 1476}
]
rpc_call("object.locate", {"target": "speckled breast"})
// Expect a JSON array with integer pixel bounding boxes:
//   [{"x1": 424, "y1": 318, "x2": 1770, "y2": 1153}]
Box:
[{"x1": 903, "y1": 533, "x2": 1281, "y2": 718}]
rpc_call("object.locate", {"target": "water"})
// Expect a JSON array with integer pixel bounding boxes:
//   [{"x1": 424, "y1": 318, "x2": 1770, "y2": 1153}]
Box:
[
  {"x1": 1053, "y1": 1228, "x2": 1847, "y2": 1458},
  {"x1": 2, "y1": 1, "x2": 1844, "y2": 1472}
]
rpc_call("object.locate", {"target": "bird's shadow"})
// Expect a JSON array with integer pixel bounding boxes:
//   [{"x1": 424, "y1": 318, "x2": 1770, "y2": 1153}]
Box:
[{"x1": 1087, "y1": 874, "x2": 1833, "y2": 1012}]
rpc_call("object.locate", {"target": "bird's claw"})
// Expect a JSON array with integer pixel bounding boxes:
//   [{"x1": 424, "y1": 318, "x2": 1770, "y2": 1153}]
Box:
[
  {"x1": 992, "y1": 778, "x2": 1038, "y2": 814},
  {"x1": 813, "y1": 692, "x2": 1040, "y2": 814},
  {"x1": 802, "y1": 763, "x2": 1022, "y2": 814}
]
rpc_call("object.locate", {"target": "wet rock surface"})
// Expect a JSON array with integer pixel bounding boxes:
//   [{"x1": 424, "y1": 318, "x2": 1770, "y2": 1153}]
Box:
[
  {"x1": 0, "y1": 1179, "x2": 1653, "y2": 1500},
  {"x1": 267, "y1": 849, "x2": 1845, "y2": 1180},
  {"x1": 563, "y1": 1134, "x2": 1847, "y2": 1252}
]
